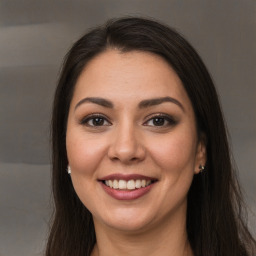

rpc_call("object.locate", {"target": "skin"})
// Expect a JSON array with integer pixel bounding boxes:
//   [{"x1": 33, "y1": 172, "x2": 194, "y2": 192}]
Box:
[{"x1": 66, "y1": 50, "x2": 206, "y2": 256}]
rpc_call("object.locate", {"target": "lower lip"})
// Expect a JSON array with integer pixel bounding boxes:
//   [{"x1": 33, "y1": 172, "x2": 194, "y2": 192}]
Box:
[{"x1": 100, "y1": 182, "x2": 155, "y2": 200}]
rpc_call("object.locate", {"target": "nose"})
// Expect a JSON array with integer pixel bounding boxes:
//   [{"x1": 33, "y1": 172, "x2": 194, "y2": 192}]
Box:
[{"x1": 107, "y1": 123, "x2": 146, "y2": 164}]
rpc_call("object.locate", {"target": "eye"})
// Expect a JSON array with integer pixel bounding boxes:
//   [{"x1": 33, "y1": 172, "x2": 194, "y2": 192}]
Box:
[
  {"x1": 144, "y1": 114, "x2": 176, "y2": 127},
  {"x1": 80, "y1": 114, "x2": 111, "y2": 127}
]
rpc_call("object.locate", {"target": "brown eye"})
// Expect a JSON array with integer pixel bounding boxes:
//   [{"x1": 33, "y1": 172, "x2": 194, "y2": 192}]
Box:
[
  {"x1": 90, "y1": 117, "x2": 105, "y2": 126},
  {"x1": 81, "y1": 114, "x2": 111, "y2": 127},
  {"x1": 152, "y1": 117, "x2": 165, "y2": 126},
  {"x1": 144, "y1": 114, "x2": 176, "y2": 127}
]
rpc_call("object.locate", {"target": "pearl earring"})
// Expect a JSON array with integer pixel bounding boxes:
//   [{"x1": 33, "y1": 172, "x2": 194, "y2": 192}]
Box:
[
  {"x1": 67, "y1": 166, "x2": 71, "y2": 174},
  {"x1": 199, "y1": 164, "x2": 205, "y2": 173}
]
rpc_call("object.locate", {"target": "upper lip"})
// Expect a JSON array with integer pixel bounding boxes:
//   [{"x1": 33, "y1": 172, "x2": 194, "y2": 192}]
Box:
[{"x1": 99, "y1": 173, "x2": 157, "y2": 181}]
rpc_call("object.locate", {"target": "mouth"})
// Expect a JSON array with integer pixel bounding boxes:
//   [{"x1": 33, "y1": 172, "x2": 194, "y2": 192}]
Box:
[
  {"x1": 98, "y1": 174, "x2": 158, "y2": 200},
  {"x1": 103, "y1": 179, "x2": 156, "y2": 190}
]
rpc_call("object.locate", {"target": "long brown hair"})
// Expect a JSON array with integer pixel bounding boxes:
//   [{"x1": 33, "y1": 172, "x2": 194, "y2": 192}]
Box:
[{"x1": 46, "y1": 17, "x2": 256, "y2": 256}]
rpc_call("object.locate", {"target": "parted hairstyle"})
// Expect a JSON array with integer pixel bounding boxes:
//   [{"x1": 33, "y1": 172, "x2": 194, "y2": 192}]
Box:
[{"x1": 46, "y1": 17, "x2": 256, "y2": 256}]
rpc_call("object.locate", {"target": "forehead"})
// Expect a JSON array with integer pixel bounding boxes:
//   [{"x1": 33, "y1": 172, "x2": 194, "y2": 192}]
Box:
[{"x1": 71, "y1": 49, "x2": 192, "y2": 110}]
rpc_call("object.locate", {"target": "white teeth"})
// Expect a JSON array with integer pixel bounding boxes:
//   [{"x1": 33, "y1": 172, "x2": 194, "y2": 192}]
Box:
[
  {"x1": 127, "y1": 180, "x2": 135, "y2": 190},
  {"x1": 135, "y1": 180, "x2": 141, "y2": 188},
  {"x1": 118, "y1": 180, "x2": 126, "y2": 189},
  {"x1": 113, "y1": 180, "x2": 119, "y2": 189},
  {"x1": 104, "y1": 179, "x2": 153, "y2": 190}
]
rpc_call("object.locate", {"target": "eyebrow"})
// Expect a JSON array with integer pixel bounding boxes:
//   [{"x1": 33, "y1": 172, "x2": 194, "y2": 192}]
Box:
[
  {"x1": 75, "y1": 97, "x2": 114, "y2": 110},
  {"x1": 74, "y1": 96, "x2": 184, "y2": 111},
  {"x1": 138, "y1": 97, "x2": 184, "y2": 111}
]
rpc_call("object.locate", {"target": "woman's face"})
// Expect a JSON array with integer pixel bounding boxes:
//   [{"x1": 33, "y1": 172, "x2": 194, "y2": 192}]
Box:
[{"x1": 66, "y1": 50, "x2": 206, "y2": 232}]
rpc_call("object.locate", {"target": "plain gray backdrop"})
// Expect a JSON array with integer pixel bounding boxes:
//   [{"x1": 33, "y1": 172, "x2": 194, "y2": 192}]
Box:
[{"x1": 0, "y1": 1, "x2": 255, "y2": 255}]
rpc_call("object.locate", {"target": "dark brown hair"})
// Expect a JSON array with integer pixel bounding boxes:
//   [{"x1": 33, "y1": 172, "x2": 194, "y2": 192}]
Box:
[{"x1": 46, "y1": 17, "x2": 256, "y2": 256}]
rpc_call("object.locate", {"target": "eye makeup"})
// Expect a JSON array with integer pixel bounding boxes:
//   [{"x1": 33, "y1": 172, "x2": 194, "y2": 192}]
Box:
[
  {"x1": 79, "y1": 113, "x2": 111, "y2": 127},
  {"x1": 143, "y1": 113, "x2": 178, "y2": 127},
  {"x1": 78, "y1": 112, "x2": 178, "y2": 131}
]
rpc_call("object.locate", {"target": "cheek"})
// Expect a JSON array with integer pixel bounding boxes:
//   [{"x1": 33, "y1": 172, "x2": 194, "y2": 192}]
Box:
[
  {"x1": 66, "y1": 131, "x2": 108, "y2": 176},
  {"x1": 148, "y1": 131, "x2": 197, "y2": 173},
  {"x1": 66, "y1": 132, "x2": 109, "y2": 212},
  {"x1": 147, "y1": 131, "x2": 197, "y2": 213}
]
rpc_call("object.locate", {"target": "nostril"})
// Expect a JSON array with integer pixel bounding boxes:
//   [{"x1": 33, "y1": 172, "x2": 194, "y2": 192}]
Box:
[{"x1": 107, "y1": 136, "x2": 146, "y2": 163}]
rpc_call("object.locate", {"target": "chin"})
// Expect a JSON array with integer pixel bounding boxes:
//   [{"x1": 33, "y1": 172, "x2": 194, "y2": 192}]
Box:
[
  {"x1": 94, "y1": 207, "x2": 156, "y2": 233},
  {"x1": 105, "y1": 218, "x2": 153, "y2": 233}
]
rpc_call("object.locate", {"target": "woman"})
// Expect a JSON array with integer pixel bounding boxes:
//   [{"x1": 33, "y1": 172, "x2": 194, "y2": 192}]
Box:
[{"x1": 46, "y1": 17, "x2": 256, "y2": 256}]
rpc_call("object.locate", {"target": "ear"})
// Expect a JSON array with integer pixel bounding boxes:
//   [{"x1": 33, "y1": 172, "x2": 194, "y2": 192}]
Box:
[{"x1": 194, "y1": 134, "x2": 207, "y2": 174}]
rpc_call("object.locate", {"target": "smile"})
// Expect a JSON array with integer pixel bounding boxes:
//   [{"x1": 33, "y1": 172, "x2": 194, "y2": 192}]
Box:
[
  {"x1": 104, "y1": 179, "x2": 152, "y2": 190},
  {"x1": 99, "y1": 174, "x2": 158, "y2": 200}
]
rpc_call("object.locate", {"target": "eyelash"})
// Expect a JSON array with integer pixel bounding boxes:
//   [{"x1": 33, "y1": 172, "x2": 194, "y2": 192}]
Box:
[
  {"x1": 80, "y1": 113, "x2": 177, "y2": 128},
  {"x1": 143, "y1": 114, "x2": 177, "y2": 127},
  {"x1": 80, "y1": 113, "x2": 111, "y2": 127}
]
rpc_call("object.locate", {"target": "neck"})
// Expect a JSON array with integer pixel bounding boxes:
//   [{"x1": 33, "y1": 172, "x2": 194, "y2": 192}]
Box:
[{"x1": 91, "y1": 207, "x2": 193, "y2": 256}]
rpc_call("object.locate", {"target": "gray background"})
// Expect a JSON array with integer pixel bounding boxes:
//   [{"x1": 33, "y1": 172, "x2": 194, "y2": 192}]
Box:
[{"x1": 0, "y1": 1, "x2": 255, "y2": 255}]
